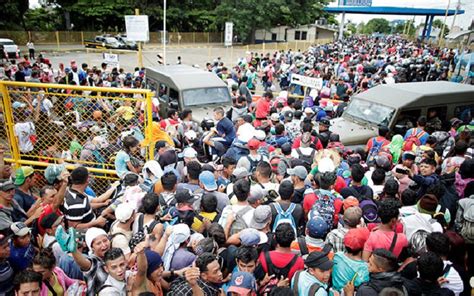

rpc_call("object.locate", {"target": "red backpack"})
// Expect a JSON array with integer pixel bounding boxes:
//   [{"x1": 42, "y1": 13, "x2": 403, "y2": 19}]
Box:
[{"x1": 402, "y1": 129, "x2": 426, "y2": 151}]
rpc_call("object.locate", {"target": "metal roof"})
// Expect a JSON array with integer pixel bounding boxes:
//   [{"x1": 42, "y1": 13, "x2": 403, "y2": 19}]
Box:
[
  {"x1": 446, "y1": 30, "x2": 474, "y2": 40},
  {"x1": 145, "y1": 65, "x2": 228, "y2": 91},
  {"x1": 324, "y1": 6, "x2": 465, "y2": 16},
  {"x1": 354, "y1": 81, "x2": 474, "y2": 109}
]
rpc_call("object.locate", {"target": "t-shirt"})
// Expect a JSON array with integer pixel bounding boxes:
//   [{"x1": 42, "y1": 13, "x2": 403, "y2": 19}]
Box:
[
  {"x1": 115, "y1": 151, "x2": 131, "y2": 178},
  {"x1": 13, "y1": 189, "x2": 36, "y2": 213},
  {"x1": 170, "y1": 248, "x2": 196, "y2": 271},
  {"x1": 365, "y1": 136, "x2": 390, "y2": 152},
  {"x1": 216, "y1": 117, "x2": 236, "y2": 147},
  {"x1": 8, "y1": 242, "x2": 36, "y2": 272},
  {"x1": 364, "y1": 229, "x2": 408, "y2": 257},
  {"x1": 332, "y1": 252, "x2": 369, "y2": 292},
  {"x1": 63, "y1": 188, "x2": 95, "y2": 224},
  {"x1": 116, "y1": 106, "x2": 135, "y2": 121},
  {"x1": 14, "y1": 122, "x2": 35, "y2": 153},
  {"x1": 255, "y1": 99, "x2": 270, "y2": 120},
  {"x1": 218, "y1": 204, "x2": 254, "y2": 229},
  {"x1": 0, "y1": 261, "x2": 14, "y2": 295},
  {"x1": 258, "y1": 251, "x2": 304, "y2": 280}
]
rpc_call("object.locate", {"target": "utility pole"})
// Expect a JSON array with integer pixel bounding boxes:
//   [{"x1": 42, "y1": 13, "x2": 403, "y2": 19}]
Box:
[
  {"x1": 439, "y1": 0, "x2": 452, "y2": 45},
  {"x1": 450, "y1": 0, "x2": 461, "y2": 32},
  {"x1": 135, "y1": 9, "x2": 143, "y2": 68},
  {"x1": 163, "y1": 0, "x2": 167, "y2": 65}
]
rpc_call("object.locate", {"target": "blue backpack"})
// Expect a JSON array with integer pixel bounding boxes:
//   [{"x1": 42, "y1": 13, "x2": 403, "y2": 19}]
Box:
[
  {"x1": 272, "y1": 203, "x2": 298, "y2": 236},
  {"x1": 311, "y1": 190, "x2": 337, "y2": 228},
  {"x1": 367, "y1": 138, "x2": 384, "y2": 165}
]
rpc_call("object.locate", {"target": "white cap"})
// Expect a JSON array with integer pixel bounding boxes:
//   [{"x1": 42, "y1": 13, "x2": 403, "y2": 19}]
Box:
[
  {"x1": 304, "y1": 107, "x2": 315, "y2": 114},
  {"x1": 182, "y1": 147, "x2": 198, "y2": 158},
  {"x1": 254, "y1": 130, "x2": 266, "y2": 141},
  {"x1": 11, "y1": 222, "x2": 30, "y2": 237},
  {"x1": 184, "y1": 130, "x2": 197, "y2": 141},
  {"x1": 115, "y1": 203, "x2": 135, "y2": 223},
  {"x1": 85, "y1": 228, "x2": 108, "y2": 252}
]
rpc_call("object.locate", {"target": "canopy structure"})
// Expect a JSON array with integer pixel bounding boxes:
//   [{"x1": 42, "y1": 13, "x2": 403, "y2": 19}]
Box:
[{"x1": 324, "y1": 6, "x2": 465, "y2": 41}]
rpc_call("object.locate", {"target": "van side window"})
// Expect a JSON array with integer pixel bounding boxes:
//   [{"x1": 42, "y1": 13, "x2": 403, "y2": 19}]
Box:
[
  {"x1": 159, "y1": 84, "x2": 168, "y2": 97},
  {"x1": 426, "y1": 106, "x2": 447, "y2": 132},
  {"x1": 396, "y1": 109, "x2": 421, "y2": 129},
  {"x1": 454, "y1": 104, "x2": 474, "y2": 121},
  {"x1": 169, "y1": 88, "x2": 179, "y2": 102}
]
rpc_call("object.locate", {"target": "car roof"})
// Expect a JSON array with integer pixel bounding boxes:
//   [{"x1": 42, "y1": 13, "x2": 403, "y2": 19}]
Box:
[
  {"x1": 0, "y1": 38, "x2": 14, "y2": 42},
  {"x1": 353, "y1": 81, "x2": 474, "y2": 109},
  {"x1": 146, "y1": 65, "x2": 228, "y2": 91}
]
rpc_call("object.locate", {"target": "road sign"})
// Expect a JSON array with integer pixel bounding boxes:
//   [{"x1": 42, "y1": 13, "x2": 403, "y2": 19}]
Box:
[
  {"x1": 343, "y1": 0, "x2": 372, "y2": 6},
  {"x1": 225, "y1": 22, "x2": 233, "y2": 47},
  {"x1": 290, "y1": 74, "x2": 323, "y2": 90},
  {"x1": 125, "y1": 15, "x2": 150, "y2": 42}
]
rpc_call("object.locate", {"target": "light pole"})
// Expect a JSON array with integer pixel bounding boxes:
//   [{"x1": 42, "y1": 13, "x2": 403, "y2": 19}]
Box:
[{"x1": 163, "y1": 0, "x2": 167, "y2": 65}]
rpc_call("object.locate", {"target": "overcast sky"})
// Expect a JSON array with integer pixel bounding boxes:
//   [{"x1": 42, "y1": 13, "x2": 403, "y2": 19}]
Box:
[{"x1": 30, "y1": 0, "x2": 472, "y2": 29}]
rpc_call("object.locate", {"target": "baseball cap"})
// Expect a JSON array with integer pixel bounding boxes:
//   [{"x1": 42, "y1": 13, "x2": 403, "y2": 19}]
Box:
[
  {"x1": 318, "y1": 157, "x2": 335, "y2": 173},
  {"x1": 360, "y1": 199, "x2": 378, "y2": 222},
  {"x1": 307, "y1": 216, "x2": 329, "y2": 238},
  {"x1": 343, "y1": 196, "x2": 359, "y2": 210},
  {"x1": 249, "y1": 205, "x2": 272, "y2": 229},
  {"x1": 270, "y1": 113, "x2": 280, "y2": 122},
  {"x1": 12, "y1": 101, "x2": 26, "y2": 109},
  {"x1": 319, "y1": 118, "x2": 331, "y2": 126},
  {"x1": 304, "y1": 107, "x2": 315, "y2": 114},
  {"x1": 14, "y1": 166, "x2": 34, "y2": 186},
  {"x1": 184, "y1": 130, "x2": 197, "y2": 141},
  {"x1": 115, "y1": 203, "x2": 135, "y2": 223},
  {"x1": 175, "y1": 189, "x2": 195, "y2": 204},
  {"x1": 344, "y1": 227, "x2": 370, "y2": 251},
  {"x1": 287, "y1": 166, "x2": 308, "y2": 180},
  {"x1": 375, "y1": 155, "x2": 391, "y2": 170},
  {"x1": 232, "y1": 167, "x2": 251, "y2": 179},
  {"x1": 182, "y1": 147, "x2": 198, "y2": 159},
  {"x1": 247, "y1": 139, "x2": 260, "y2": 150},
  {"x1": 199, "y1": 171, "x2": 217, "y2": 191},
  {"x1": 240, "y1": 228, "x2": 268, "y2": 246},
  {"x1": 402, "y1": 151, "x2": 416, "y2": 161},
  {"x1": 284, "y1": 111, "x2": 294, "y2": 120},
  {"x1": 0, "y1": 179, "x2": 15, "y2": 192},
  {"x1": 11, "y1": 222, "x2": 31, "y2": 237},
  {"x1": 227, "y1": 271, "x2": 258, "y2": 295},
  {"x1": 254, "y1": 130, "x2": 266, "y2": 141},
  {"x1": 305, "y1": 251, "x2": 334, "y2": 271},
  {"x1": 248, "y1": 186, "x2": 264, "y2": 205}
]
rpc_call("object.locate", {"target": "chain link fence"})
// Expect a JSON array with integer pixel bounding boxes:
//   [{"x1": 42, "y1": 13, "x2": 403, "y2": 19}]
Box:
[{"x1": 0, "y1": 81, "x2": 154, "y2": 195}]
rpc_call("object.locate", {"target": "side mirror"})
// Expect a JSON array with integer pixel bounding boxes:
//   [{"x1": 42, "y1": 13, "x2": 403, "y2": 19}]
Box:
[{"x1": 169, "y1": 100, "x2": 179, "y2": 110}]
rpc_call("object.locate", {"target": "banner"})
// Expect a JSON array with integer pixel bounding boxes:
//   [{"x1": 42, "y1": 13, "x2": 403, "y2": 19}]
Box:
[
  {"x1": 225, "y1": 22, "x2": 233, "y2": 46},
  {"x1": 290, "y1": 74, "x2": 323, "y2": 90},
  {"x1": 125, "y1": 15, "x2": 150, "y2": 42},
  {"x1": 343, "y1": 0, "x2": 372, "y2": 6}
]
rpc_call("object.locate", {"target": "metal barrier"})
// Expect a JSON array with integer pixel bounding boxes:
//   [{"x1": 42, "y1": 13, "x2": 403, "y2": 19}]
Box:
[{"x1": 0, "y1": 81, "x2": 154, "y2": 194}]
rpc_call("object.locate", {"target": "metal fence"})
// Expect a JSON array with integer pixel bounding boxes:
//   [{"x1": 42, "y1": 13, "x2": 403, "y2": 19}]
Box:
[
  {"x1": 0, "y1": 81, "x2": 154, "y2": 194},
  {"x1": 0, "y1": 31, "x2": 224, "y2": 46}
]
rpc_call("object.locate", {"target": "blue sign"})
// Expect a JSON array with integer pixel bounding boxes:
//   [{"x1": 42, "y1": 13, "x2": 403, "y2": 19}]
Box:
[{"x1": 343, "y1": 0, "x2": 372, "y2": 6}]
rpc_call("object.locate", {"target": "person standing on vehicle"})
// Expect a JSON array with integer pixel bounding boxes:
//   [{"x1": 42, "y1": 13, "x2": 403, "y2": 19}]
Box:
[{"x1": 26, "y1": 41, "x2": 35, "y2": 60}]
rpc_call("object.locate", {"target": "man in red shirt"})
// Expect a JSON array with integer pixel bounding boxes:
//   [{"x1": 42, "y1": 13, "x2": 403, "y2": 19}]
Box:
[
  {"x1": 365, "y1": 126, "x2": 391, "y2": 153},
  {"x1": 254, "y1": 92, "x2": 273, "y2": 127},
  {"x1": 363, "y1": 199, "x2": 408, "y2": 261},
  {"x1": 258, "y1": 223, "x2": 304, "y2": 281}
]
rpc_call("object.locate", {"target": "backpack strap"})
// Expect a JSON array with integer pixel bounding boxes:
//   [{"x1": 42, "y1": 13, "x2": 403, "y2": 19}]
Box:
[
  {"x1": 296, "y1": 148, "x2": 302, "y2": 157},
  {"x1": 442, "y1": 264, "x2": 452, "y2": 276},
  {"x1": 43, "y1": 279, "x2": 58, "y2": 296},
  {"x1": 292, "y1": 271, "x2": 302, "y2": 295},
  {"x1": 147, "y1": 219, "x2": 160, "y2": 234},
  {"x1": 279, "y1": 254, "x2": 299, "y2": 278},
  {"x1": 264, "y1": 251, "x2": 275, "y2": 275},
  {"x1": 297, "y1": 237, "x2": 309, "y2": 256},
  {"x1": 308, "y1": 282, "x2": 322, "y2": 295},
  {"x1": 138, "y1": 213, "x2": 144, "y2": 233},
  {"x1": 389, "y1": 231, "x2": 398, "y2": 253}
]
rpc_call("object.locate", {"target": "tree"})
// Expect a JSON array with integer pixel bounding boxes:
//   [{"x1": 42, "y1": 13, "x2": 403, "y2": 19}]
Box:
[
  {"x1": 346, "y1": 22, "x2": 357, "y2": 35},
  {"x1": 432, "y1": 19, "x2": 450, "y2": 36},
  {"x1": 0, "y1": 0, "x2": 30, "y2": 30},
  {"x1": 362, "y1": 18, "x2": 391, "y2": 34}
]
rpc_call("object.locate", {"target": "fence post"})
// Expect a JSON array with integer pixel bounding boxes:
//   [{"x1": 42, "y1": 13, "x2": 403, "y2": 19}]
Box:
[
  {"x1": 145, "y1": 91, "x2": 154, "y2": 160},
  {"x1": 221, "y1": 32, "x2": 223, "y2": 43},
  {"x1": 55, "y1": 31, "x2": 60, "y2": 50},
  {"x1": 193, "y1": 32, "x2": 196, "y2": 44},
  {"x1": 81, "y1": 31, "x2": 84, "y2": 46},
  {"x1": 207, "y1": 32, "x2": 210, "y2": 44},
  {"x1": 0, "y1": 83, "x2": 21, "y2": 169}
]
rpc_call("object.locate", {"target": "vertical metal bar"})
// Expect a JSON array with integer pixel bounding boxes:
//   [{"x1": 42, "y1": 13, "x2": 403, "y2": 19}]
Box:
[
  {"x1": 0, "y1": 83, "x2": 21, "y2": 169},
  {"x1": 145, "y1": 91, "x2": 154, "y2": 160}
]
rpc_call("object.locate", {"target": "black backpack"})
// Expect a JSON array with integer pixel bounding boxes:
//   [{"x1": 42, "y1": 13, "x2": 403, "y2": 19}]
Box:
[{"x1": 296, "y1": 148, "x2": 315, "y2": 172}]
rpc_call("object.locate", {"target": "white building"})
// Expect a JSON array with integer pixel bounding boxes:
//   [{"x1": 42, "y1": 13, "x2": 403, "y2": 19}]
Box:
[{"x1": 254, "y1": 23, "x2": 337, "y2": 43}]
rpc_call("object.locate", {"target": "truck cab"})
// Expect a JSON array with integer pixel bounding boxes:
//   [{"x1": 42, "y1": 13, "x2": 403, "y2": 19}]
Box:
[
  {"x1": 330, "y1": 81, "x2": 474, "y2": 145},
  {"x1": 145, "y1": 65, "x2": 232, "y2": 122}
]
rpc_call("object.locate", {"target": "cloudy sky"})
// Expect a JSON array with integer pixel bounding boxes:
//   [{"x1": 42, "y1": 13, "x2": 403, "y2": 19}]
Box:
[{"x1": 30, "y1": 0, "x2": 472, "y2": 29}]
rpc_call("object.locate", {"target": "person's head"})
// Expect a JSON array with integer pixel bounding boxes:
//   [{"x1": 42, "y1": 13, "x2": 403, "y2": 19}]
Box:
[
  {"x1": 213, "y1": 107, "x2": 225, "y2": 121},
  {"x1": 417, "y1": 251, "x2": 444, "y2": 283},
  {"x1": 40, "y1": 212, "x2": 62, "y2": 236},
  {"x1": 180, "y1": 109, "x2": 193, "y2": 121},
  {"x1": 368, "y1": 248, "x2": 398, "y2": 273},
  {"x1": 278, "y1": 180, "x2": 294, "y2": 201},
  {"x1": 186, "y1": 161, "x2": 202, "y2": 181},
  {"x1": 0, "y1": 234, "x2": 11, "y2": 260},
  {"x1": 378, "y1": 199, "x2": 400, "y2": 226},
  {"x1": 263, "y1": 91, "x2": 273, "y2": 101},
  {"x1": 274, "y1": 123, "x2": 285, "y2": 136},
  {"x1": 141, "y1": 192, "x2": 160, "y2": 214},
  {"x1": 233, "y1": 178, "x2": 251, "y2": 202},
  {"x1": 161, "y1": 171, "x2": 178, "y2": 192},
  {"x1": 222, "y1": 157, "x2": 237, "y2": 177},
  {"x1": 39, "y1": 185, "x2": 57, "y2": 205},
  {"x1": 453, "y1": 140, "x2": 468, "y2": 156},
  {"x1": 0, "y1": 179, "x2": 15, "y2": 203},
  {"x1": 167, "y1": 108, "x2": 178, "y2": 120},
  {"x1": 402, "y1": 152, "x2": 416, "y2": 167},
  {"x1": 425, "y1": 136, "x2": 437, "y2": 148},
  {"x1": 344, "y1": 227, "x2": 370, "y2": 255},
  {"x1": 425, "y1": 232, "x2": 450, "y2": 258},
  {"x1": 315, "y1": 171, "x2": 336, "y2": 190},
  {"x1": 401, "y1": 189, "x2": 417, "y2": 206},
  {"x1": 417, "y1": 116, "x2": 427, "y2": 128},
  {"x1": 371, "y1": 168, "x2": 386, "y2": 186},
  {"x1": 382, "y1": 178, "x2": 399, "y2": 198},
  {"x1": 85, "y1": 228, "x2": 110, "y2": 258},
  {"x1": 227, "y1": 271, "x2": 258, "y2": 296},
  {"x1": 32, "y1": 249, "x2": 56, "y2": 281},
  {"x1": 343, "y1": 206, "x2": 363, "y2": 228},
  {"x1": 255, "y1": 161, "x2": 272, "y2": 181},
  {"x1": 14, "y1": 270, "x2": 42, "y2": 296},
  {"x1": 145, "y1": 249, "x2": 164, "y2": 283},
  {"x1": 196, "y1": 252, "x2": 223, "y2": 284},
  {"x1": 378, "y1": 126, "x2": 389, "y2": 138},
  {"x1": 103, "y1": 248, "x2": 127, "y2": 281},
  {"x1": 123, "y1": 135, "x2": 140, "y2": 154},
  {"x1": 275, "y1": 223, "x2": 295, "y2": 248},
  {"x1": 11, "y1": 222, "x2": 31, "y2": 248},
  {"x1": 14, "y1": 166, "x2": 35, "y2": 188},
  {"x1": 305, "y1": 251, "x2": 334, "y2": 283},
  {"x1": 70, "y1": 166, "x2": 89, "y2": 186},
  {"x1": 235, "y1": 246, "x2": 259, "y2": 273},
  {"x1": 419, "y1": 158, "x2": 437, "y2": 176},
  {"x1": 350, "y1": 164, "x2": 365, "y2": 183},
  {"x1": 201, "y1": 193, "x2": 217, "y2": 213},
  {"x1": 306, "y1": 216, "x2": 329, "y2": 239}
]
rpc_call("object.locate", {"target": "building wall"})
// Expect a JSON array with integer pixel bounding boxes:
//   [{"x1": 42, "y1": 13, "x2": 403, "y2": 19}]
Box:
[
  {"x1": 255, "y1": 26, "x2": 287, "y2": 42},
  {"x1": 287, "y1": 25, "x2": 317, "y2": 42},
  {"x1": 315, "y1": 28, "x2": 336, "y2": 41}
]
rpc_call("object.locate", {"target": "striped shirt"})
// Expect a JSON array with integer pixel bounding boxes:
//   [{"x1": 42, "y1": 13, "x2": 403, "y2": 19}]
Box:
[
  {"x1": 0, "y1": 260, "x2": 14, "y2": 295},
  {"x1": 63, "y1": 188, "x2": 95, "y2": 223},
  {"x1": 83, "y1": 255, "x2": 108, "y2": 296}
]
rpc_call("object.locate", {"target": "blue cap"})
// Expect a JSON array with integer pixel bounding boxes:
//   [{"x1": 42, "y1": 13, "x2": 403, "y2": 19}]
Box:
[
  {"x1": 240, "y1": 228, "x2": 262, "y2": 246},
  {"x1": 227, "y1": 271, "x2": 257, "y2": 295},
  {"x1": 307, "y1": 216, "x2": 329, "y2": 238},
  {"x1": 199, "y1": 171, "x2": 217, "y2": 191}
]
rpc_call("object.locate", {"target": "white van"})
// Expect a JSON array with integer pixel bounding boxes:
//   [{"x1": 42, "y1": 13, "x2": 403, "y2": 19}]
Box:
[{"x1": 0, "y1": 38, "x2": 20, "y2": 59}]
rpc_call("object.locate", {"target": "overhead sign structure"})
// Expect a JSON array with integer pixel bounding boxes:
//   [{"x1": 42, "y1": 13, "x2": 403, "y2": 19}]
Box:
[
  {"x1": 125, "y1": 15, "x2": 150, "y2": 42},
  {"x1": 342, "y1": 0, "x2": 372, "y2": 6},
  {"x1": 224, "y1": 22, "x2": 233, "y2": 46},
  {"x1": 290, "y1": 74, "x2": 323, "y2": 90},
  {"x1": 103, "y1": 53, "x2": 119, "y2": 69}
]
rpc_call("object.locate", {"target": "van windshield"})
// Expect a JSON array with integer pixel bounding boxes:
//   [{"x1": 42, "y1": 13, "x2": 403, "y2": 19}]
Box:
[
  {"x1": 344, "y1": 98, "x2": 395, "y2": 126},
  {"x1": 183, "y1": 87, "x2": 230, "y2": 107}
]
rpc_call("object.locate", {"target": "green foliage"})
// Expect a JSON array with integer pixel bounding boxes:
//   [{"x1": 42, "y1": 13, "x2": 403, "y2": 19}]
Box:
[
  {"x1": 346, "y1": 22, "x2": 357, "y2": 35},
  {"x1": 24, "y1": 8, "x2": 62, "y2": 31},
  {"x1": 360, "y1": 18, "x2": 391, "y2": 34},
  {"x1": 0, "y1": 0, "x2": 30, "y2": 30}
]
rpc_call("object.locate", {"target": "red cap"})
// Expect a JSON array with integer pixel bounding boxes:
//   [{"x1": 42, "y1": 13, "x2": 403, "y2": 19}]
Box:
[
  {"x1": 343, "y1": 227, "x2": 370, "y2": 251},
  {"x1": 343, "y1": 197, "x2": 359, "y2": 210},
  {"x1": 247, "y1": 139, "x2": 260, "y2": 150}
]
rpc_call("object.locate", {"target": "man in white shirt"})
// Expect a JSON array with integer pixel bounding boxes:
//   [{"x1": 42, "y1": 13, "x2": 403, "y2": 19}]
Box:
[
  {"x1": 219, "y1": 179, "x2": 254, "y2": 236},
  {"x1": 99, "y1": 248, "x2": 133, "y2": 296}
]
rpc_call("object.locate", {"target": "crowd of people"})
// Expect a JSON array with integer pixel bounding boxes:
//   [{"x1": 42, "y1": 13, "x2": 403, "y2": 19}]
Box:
[{"x1": 0, "y1": 35, "x2": 473, "y2": 296}]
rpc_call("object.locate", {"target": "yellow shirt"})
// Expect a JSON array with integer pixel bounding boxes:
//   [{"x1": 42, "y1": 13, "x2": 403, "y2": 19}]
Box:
[
  {"x1": 47, "y1": 273, "x2": 64, "y2": 296},
  {"x1": 116, "y1": 106, "x2": 135, "y2": 121},
  {"x1": 192, "y1": 212, "x2": 218, "y2": 232}
]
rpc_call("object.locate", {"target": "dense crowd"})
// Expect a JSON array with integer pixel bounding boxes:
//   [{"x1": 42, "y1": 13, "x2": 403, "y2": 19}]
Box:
[{"x1": 0, "y1": 36, "x2": 473, "y2": 296}]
